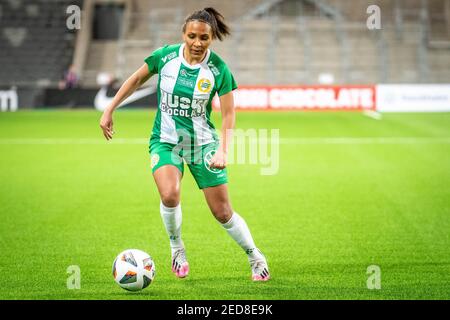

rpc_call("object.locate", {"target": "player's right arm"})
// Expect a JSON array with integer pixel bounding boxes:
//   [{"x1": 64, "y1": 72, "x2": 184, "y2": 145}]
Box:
[{"x1": 99, "y1": 64, "x2": 153, "y2": 140}]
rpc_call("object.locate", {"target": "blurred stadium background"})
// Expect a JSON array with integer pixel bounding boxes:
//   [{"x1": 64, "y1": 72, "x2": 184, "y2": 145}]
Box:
[
  {"x1": 0, "y1": 0, "x2": 449, "y2": 110},
  {"x1": 1, "y1": 0, "x2": 450, "y2": 300}
]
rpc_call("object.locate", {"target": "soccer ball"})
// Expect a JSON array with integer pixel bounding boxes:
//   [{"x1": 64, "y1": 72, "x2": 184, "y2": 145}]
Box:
[{"x1": 112, "y1": 249, "x2": 156, "y2": 291}]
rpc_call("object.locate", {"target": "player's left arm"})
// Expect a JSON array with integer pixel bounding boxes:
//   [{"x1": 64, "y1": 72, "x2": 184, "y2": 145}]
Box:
[{"x1": 210, "y1": 91, "x2": 235, "y2": 170}]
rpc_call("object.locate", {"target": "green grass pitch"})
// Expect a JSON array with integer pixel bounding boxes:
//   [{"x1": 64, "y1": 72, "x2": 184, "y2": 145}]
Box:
[{"x1": 0, "y1": 110, "x2": 449, "y2": 300}]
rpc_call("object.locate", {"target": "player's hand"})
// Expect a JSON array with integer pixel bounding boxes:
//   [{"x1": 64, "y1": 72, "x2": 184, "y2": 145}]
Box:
[
  {"x1": 100, "y1": 110, "x2": 114, "y2": 140},
  {"x1": 209, "y1": 150, "x2": 227, "y2": 170}
]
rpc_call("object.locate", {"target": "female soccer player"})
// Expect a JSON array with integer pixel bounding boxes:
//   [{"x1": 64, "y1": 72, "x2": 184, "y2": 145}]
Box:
[{"x1": 100, "y1": 7, "x2": 270, "y2": 281}]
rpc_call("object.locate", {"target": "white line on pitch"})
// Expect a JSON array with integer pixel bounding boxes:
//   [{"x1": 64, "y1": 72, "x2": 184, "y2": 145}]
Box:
[
  {"x1": 1, "y1": 137, "x2": 450, "y2": 145},
  {"x1": 363, "y1": 110, "x2": 382, "y2": 120},
  {"x1": 277, "y1": 137, "x2": 450, "y2": 144},
  {"x1": 0, "y1": 138, "x2": 147, "y2": 145}
]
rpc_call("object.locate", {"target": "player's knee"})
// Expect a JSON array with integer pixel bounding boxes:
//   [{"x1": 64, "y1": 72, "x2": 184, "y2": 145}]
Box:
[
  {"x1": 160, "y1": 189, "x2": 180, "y2": 208},
  {"x1": 211, "y1": 203, "x2": 233, "y2": 224}
]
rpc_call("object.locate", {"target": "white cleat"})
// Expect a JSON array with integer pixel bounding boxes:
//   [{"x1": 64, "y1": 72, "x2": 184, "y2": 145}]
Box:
[
  {"x1": 248, "y1": 249, "x2": 270, "y2": 281},
  {"x1": 172, "y1": 248, "x2": 189, "y2": 278},
  {"x1": 251, "y1": 259, "x2": 270, "y2": 281}
]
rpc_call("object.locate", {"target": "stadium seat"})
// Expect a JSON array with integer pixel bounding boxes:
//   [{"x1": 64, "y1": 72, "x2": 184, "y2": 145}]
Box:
[{"x1": 0, "y1": 0, "x2": 83, "y2": 86}]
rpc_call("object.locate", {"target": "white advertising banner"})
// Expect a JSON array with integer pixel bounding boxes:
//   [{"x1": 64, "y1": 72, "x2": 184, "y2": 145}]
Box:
[
  {"x1": 377, "y1": 85, "x2": 450, "y2": 112},
  {"x1": 0, "y1": 88, "x2": 18, "y2": 112}
]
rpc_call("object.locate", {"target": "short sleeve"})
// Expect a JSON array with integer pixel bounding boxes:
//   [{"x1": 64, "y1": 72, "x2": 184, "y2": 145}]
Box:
[
  {"x1": 144, "y1": 46, "x2": 164, "y2": 74},
  {"x1": 217, "y1": 66, "x2": 238, "y2": 96}
]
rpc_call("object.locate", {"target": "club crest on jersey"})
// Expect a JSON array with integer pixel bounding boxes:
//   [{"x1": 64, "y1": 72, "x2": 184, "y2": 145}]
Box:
[{"x1": 197, "y1": 78, "x2": 212, "y2": 93}]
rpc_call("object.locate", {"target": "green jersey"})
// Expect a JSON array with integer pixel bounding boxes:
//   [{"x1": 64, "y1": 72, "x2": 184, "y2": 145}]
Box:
[{"x1": 145, "y1": 43, "x2": 238, "y2": 146}]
